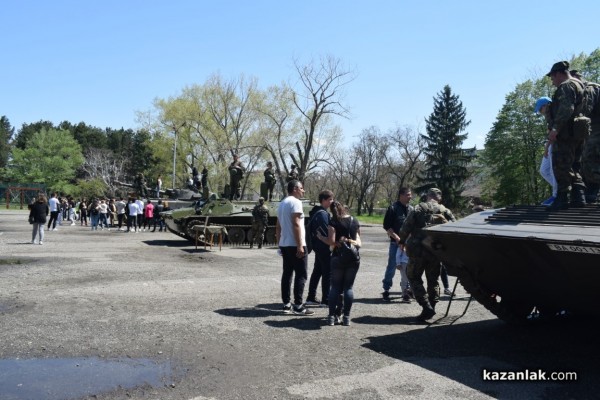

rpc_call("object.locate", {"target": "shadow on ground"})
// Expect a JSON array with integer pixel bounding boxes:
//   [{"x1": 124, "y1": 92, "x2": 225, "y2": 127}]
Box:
[
  {"x1": 363, "y1": 317, "x2": 598, "y2": 399},
  {"x1": 214, "y1": 303, "x2": 324, "y2": 331}
]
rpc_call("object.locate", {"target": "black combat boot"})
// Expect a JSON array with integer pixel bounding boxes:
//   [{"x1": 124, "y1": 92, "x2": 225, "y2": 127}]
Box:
[
  {"x1": 585, "y1": 183, "x2": 599, "y2": 204},
  {"x1": 416, "y1": 302, "x2": 436, "y2": 321},
  {"x1": 570, "y1": 185, "x2": 586, "y2": 208},
  {"x1": 546, "y1": 192, "x2": 569, "y2": 211}
]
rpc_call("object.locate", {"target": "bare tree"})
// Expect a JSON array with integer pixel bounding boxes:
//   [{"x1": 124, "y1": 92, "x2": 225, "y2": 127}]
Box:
[
  {"x1": 290, "y1": 55, "x2": 355, "y2": 182},
  {"x1": 382, "y1": 125, "x2": 426, "y2": 202},
  {"x1": 347, "y1": 127, "x2": 389, "y2": 215},
  {"x1": 81, "y1": 148, "x2": 128, "y2": 196}
]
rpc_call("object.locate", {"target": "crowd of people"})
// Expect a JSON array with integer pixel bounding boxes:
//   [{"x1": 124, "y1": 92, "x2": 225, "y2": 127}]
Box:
[
  {"x1": 275, "y1": 180, "x2": 456, "y2": 327},
  {"x1": 28, "y1": 192, "x2": 170, "y2": 242}
]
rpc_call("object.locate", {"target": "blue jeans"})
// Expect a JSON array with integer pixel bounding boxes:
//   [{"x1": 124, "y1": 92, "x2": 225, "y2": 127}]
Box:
[
  {"x1": 90, "y1": 214, "x2": 99, "y2": 230},
  {"x1": 328, "y1": 256, "x2": 360, "y2": 317},
  {"x1": 280, "y1": 247, "x2": 308, "y2": 306},
  {"x1": 382, "y1": 241, "x2": 399, "y2": 291}
]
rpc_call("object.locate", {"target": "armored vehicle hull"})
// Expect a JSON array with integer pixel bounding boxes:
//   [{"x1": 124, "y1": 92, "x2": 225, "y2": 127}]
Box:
[
  {"x1": 161, "y1": 197, "x2": 313, "y2": 246},
  {"x1": 424, "y1": 205, "x2": 600, "y2": 323}
]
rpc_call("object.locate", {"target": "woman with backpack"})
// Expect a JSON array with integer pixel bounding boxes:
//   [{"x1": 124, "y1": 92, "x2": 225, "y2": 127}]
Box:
[{"x1": 317, "y1": 201, "x2": 361, "y2": 326}]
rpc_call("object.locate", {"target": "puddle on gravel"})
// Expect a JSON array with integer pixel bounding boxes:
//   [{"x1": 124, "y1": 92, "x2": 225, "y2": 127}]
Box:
[{"x1": 0, "y1": 357, "x2": 175, "y2": 399}]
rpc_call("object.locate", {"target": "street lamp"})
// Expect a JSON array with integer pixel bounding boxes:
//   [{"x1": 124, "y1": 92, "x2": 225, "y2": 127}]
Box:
[{"x1": 172, "y1": 129, "x2": 177, "y2": 190}]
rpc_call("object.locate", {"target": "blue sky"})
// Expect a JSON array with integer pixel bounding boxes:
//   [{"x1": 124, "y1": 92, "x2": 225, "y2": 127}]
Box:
[{"x1": 3, "y1": 1, "x2": 599, "y2": 149}]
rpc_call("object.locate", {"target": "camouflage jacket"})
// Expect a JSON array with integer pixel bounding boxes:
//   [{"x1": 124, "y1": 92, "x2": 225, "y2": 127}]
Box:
[
  {"x1": 264, "y1": 168, "x2": 275, "y2": 183},
  {"x1": 252, "y1": 204, "x2": 270, "y2": 224},
  {"x1": 550, "y1": 78, "x2": 584, "y2": 135},
  {"x1": 399, "y1": 200, "x2": 455, "y2": 254},
  {"x1": 229, "y1": 161, "x2": 245, "y2": 178}
]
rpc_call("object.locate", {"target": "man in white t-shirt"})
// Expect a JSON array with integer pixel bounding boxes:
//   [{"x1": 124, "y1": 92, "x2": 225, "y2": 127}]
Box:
[
  {"x1": 47, "y1": 193, "x2": 60, "y2": 231},
  {"x1": 276, "y1": 180, "x2": 314, "y2": 316},
  {"x1": 127, "y1": 198, "x2": 140, "y2": 233}
]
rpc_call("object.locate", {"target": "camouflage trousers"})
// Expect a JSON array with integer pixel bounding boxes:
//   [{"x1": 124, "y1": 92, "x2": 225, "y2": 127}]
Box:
[
  {"x1": 552, "y1": 135, "x2": 585, "y2": 193},
  {"x1": 406, "y1": 250, "x2": 441, "y2": 306},
  {"x1": 250, "y1": 221, "x2": 266, "y2": 247},
  {"x1": 230, "y1": 178, "x2": 242, "y2": 200},
  {"x1": 582, "y1": 127, "x2": 600, "y2": 186}
]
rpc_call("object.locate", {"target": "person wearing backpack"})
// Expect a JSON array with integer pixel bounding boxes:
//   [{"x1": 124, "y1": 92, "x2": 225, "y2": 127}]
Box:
[
  {"x1": 305, "y1": 190, "x2": 334, "y2": 307},
  {"x1": 399, "y1": 188, "x2": 456, "y2": 321}
]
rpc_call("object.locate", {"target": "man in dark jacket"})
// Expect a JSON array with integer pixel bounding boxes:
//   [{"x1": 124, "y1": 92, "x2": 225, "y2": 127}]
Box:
[
  {"x1": 306, "y1": 190, "x2": 334, "y2": 306},
  {"x1": 381, "y1": 187, "x2": 413, "y2": 302}
]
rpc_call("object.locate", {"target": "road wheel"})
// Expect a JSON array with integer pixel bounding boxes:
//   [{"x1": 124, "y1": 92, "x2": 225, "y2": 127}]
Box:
[
  {"x1": 265, "y1": 228, "x2": 276, "y2": 245},
  {"x1": 227, "y1": 227, "x2": 245, "y2": 244},
  {"x1": 185, "y1": 219, "x2": 204, "y2": 241}
]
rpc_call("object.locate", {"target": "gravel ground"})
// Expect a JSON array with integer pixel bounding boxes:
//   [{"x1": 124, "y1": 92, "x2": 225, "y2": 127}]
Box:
[{"x1": 0, "y1": 211, "x2": 597, "y2": 400}]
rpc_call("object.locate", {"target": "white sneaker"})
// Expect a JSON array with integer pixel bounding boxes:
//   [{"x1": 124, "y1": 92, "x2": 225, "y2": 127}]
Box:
[
  {"x1": 71, "y1": 222, "x2": 75, "y2": 226},
  {"x1": 107, "y1": 228, "x2": 111, "y2": 231},
  {"x1": 39, "y1": 241, "x2": 43, "y2": 245},
  {"x1": 52, "y1": 228, "x2": 58, "y2": 231}
]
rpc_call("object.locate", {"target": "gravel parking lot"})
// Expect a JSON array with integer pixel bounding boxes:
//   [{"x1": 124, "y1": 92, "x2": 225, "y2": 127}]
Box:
[{"x1": 0, "y1": 211, "x2": 597, "y2": 399}]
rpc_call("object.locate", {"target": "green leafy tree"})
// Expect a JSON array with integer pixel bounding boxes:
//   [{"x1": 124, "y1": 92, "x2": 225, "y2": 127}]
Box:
[
  {"x1": 0, "y1": 116, "x2": 14, "y2": 177},
  {"x1": 482, "y1": 80, "x2": 549, "y2": 206},
  {"x1": 58, "y1": 121, "x2": 107, "y2": 153},
  {"x1": 419, "y1": 85, "x2": 475, "y2": 208},
  {"x1": 12, "y1": 120, "x2": 55, "y2": 149},
  {"x1": 8, "y1": 128, "x2": 84, "y2": 192}
]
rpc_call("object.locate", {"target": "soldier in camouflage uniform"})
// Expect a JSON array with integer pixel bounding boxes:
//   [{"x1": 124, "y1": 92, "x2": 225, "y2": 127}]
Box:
[
  {"x1": 264, "y1": 161, "x2": 276, "y2": 201},
  {"x1": 398, "y1": 188, "x2": 456, "y2": 321},
  {"x1": 228, "y1": 154, "x2": 246, "y2": 200},
  {"x1": 546, "y1": 61, "x2": 587, "y2": 210},
  {"x1": 572, "y1": 70, "x2": 600, "y2": 204},
  {"x1": 250, "y1": 197, "x2": 270, "y2": 249},
  {"x1": 286, "y1": 164, "x2": 299, "y2": 183},
  {"x1": 135, "y1": 173, "x2": 148, "y2": 199}
]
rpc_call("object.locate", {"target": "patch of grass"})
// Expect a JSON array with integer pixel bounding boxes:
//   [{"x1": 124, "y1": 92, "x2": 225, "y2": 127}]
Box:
[
  {"x1": 354, "y1": 214, "x2": 383, "y2": 225},
  {"x1": 0, "y1": 258, "x2": 23, "y2": 265}
]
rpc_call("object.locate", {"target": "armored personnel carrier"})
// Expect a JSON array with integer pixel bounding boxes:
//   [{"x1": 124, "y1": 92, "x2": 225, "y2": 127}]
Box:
[
  {"x1": 424, "y1": 204, "x2": 600, "y2": 323},
  {"x1": 161, "y1": 195, "x2": 313, "y2": 246},
  {"x1": 115, "y1": 181, "x2": 201, "y2": 210}
]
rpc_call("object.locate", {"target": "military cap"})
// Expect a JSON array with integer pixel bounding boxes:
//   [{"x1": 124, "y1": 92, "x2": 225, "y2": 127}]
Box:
[
  {"x1": 546, "y1": 61, "x2": 569, "y2": 77},
  {"x1": 427, "y1": 188, "x2": 442, "y2": 198}
]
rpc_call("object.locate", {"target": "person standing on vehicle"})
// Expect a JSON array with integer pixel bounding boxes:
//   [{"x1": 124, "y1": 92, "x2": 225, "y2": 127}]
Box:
[
  {"x1": 264, "y1": 161, "x2": 276, "y2": 201},
  {"x1": 381, "y1": 187, "x2": 413, "y2": 302},
  {"x1": 276, "y1": 180, "x2": 314, "y2": 316},
  {"x1": 545, "y1": 61, "x2": 587, "y2": 210},
  {"x1": 399, "y1": 188, "x2": 456, "y2": 321},
  {"x1": 228, "y1": 154, "x2": 245, "y2": 200}
]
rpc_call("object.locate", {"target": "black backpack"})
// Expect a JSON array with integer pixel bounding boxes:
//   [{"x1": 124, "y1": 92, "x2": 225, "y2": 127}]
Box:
[{"x1": 305, "y1": 209, "x2": 327, "y2": 254}]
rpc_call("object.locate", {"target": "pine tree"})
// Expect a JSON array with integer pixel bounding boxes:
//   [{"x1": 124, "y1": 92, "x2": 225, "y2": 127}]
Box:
[
  {"x1": 0, "y1": 116, "x2": 14, "y2": 175},
  {"x1": 419, "y1": 85, "x2": 475, "y2": 208}
]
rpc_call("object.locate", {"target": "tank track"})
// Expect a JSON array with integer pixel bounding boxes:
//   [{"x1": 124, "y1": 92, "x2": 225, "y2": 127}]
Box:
[{"x1": 449, "y1": 263, "x2": 533, "y2": 324}]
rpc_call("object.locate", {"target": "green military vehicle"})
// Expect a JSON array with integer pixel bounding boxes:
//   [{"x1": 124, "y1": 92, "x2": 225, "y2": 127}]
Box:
[
  {"x1": 161, "y1": 194, "x2": 313, "y2": 246},
  {"x1": 424, "y1": 204, "x2": 600, "y2": 323}
]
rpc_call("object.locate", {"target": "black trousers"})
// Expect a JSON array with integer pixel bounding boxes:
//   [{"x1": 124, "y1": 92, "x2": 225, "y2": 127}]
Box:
[{"x1": 280, "y1": 246, "x2": 308, "y2": 306}]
